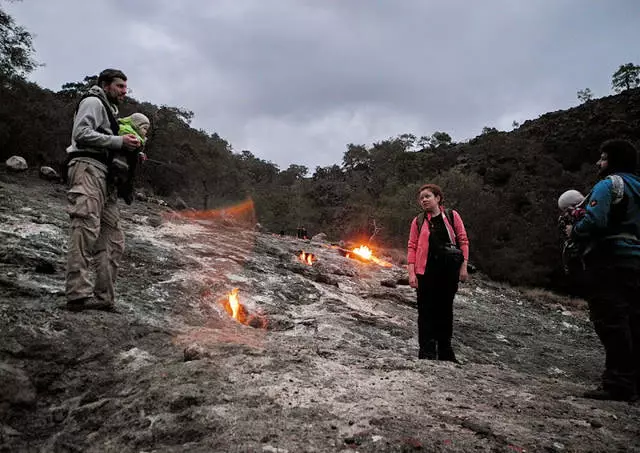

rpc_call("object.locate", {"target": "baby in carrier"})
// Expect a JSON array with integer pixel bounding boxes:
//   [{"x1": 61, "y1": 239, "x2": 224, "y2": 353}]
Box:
[
  {"x1": 110, "y1": 113, "x2": 150, "y2": 204},
  {"x1": 557, "y1": 189, "x2": 587, "y2": 275}
]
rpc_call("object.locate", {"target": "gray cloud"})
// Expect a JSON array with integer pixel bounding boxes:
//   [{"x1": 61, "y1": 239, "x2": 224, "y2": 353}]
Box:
[{"x1": 6, "y1": 0, "x2": 640, "y2": 170}]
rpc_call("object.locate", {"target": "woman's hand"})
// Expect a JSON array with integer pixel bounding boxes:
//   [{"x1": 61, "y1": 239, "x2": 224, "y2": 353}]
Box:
[
  {"x1": 409, "y1": 271, "x2": 418, "y2": 288},
  {"x1": 459, "y1": 262, "x2": 469, "y2": 282}
]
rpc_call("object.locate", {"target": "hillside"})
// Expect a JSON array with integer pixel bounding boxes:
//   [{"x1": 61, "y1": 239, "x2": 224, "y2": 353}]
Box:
[
  {"x1": 2, "y1": 73, "x2": 639, "y2": 291},
  {"x1": 1, "y1": 170, "x2": 640, "y2": 453}
]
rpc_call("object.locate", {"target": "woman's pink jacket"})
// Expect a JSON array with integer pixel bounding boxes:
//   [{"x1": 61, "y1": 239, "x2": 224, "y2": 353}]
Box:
[{"x1": 407, "y1": 209, "x2": 470, "y2": 276}]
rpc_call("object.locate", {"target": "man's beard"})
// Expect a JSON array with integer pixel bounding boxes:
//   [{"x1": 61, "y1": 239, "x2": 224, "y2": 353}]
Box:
[{"x1": 106, "y1": 92, "x2": 121, "y2": 105}]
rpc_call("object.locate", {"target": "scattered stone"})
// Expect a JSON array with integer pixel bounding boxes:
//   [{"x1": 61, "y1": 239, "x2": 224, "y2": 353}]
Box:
[
  {"x1": 172, "y1": 197, "x2": 189, "y2": 210},
  {"x1": 147, "y1": 215, "x2": 163, "y2": 227},
  {"x1": 590, "y1": 419, "x2": 603, "y2": 428},
  {"x1": 135, "y1": 191, "x2": 148, "y2": 202},
  {"x1": 266, "y1": 316, "x2": 295, "y2": 331},
  {"x1": 343, "y1": 436, "x2": 362, "y2": 446},
  {"x1": 34, "y1": 259, "x2": 56, "y2": 274},
  {"x1": 396, "y1": 277, "x2": 410, "y2": 286},
  {"x1": 311, "y1": 232, "x2": 328, "y2": 242},
  {"x1": 547, "y1": 441, "x2": 565, "y2": 451},
  {"x1": 184, "y1": 343, "x2": 207, "y2": 362},
  {"x1": 255, "y1": 222, "x2": 264, "y2": 232},
  {"x1": 262, "y1": 446, "x2": 288, "y2": 453},
  {"x1": 380, "y1": 279, "x2": 397, "y2": 288},
  {"x1": 314, "y1": 272, "x2": 338, "y2": 286},
  {"x1": 461, "y1": 419, "x2": 493, "y2": 437},
  {"x1": 6, "y1": 156, "x2": 28, "y2": 172},
  {"x1": 1, "y1": 424, "x2": 22, "y2": 437},
  {"x1": 0, "y1": 363, "x2": 36, "y2": 406},
  {"x1": 118, "y1": 347, "x2": 156, "y2": 370},
  {"x1": 39, "y1": 166, "x2": 59, "y2": 181}
]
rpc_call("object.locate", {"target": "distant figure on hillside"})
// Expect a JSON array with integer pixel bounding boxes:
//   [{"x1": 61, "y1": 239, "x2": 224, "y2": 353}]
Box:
[
  {"x1": 568, "y1": 139, "x2": 640, "y2": 402},
  {"x1": 64, "y1": 68, "x2": 140, "y2": 312},
  {"x1": 407, "y1": 183, "x2": 469, "y2": 362},
  {"x1": 112, "y1": 113, "x2": 150, "y2": 204},
  {"x1": 297, "y1": 226, "x2": 308, "y2": 240}
]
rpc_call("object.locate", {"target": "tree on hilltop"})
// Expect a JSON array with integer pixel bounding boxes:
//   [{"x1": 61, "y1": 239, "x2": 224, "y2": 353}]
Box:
[{"x1": 612, "y1": 63, "x2": 640, "y2": 93}]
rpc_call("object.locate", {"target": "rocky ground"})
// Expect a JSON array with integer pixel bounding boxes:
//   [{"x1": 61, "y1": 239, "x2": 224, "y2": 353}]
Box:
[{"x1": 1, "y1": 169, "x2": 639, "y2": 453}]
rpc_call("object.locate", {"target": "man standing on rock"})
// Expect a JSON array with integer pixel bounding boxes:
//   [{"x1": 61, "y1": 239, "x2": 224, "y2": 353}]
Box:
[
  {"x1": 569, "y1": 139, "x2": 640, "y2": 402},
  {"x1": 64, "y1": 69, "x2": 140, "y2": 311}
]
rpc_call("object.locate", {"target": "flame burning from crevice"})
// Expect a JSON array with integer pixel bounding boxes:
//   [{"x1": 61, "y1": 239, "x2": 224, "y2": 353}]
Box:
[
  {"x1": 222, "y1": 288, "x2": 267, "y2": 328},
  {"x1": 346, "y1": 245, "x2": 392, "y2": 267},
  {"x1": 298, "y1": 251, "x2": 316, "y2": 265}
]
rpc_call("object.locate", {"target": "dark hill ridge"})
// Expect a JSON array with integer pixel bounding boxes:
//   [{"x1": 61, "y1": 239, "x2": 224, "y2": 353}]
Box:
[
  {"x1": 1, "y1": 74, "x2": 639, "y2": 290},
  {"x1": 435, "y1": 88, "x2": 640, "y2": 289}
]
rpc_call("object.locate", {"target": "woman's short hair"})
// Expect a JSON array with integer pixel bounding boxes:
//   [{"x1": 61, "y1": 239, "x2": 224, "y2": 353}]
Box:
[{"x1": 418, "y1": 183, "x2": 444, "y2": 205}]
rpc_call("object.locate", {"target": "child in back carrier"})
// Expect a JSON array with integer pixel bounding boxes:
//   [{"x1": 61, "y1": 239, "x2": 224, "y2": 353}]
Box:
[{"x1": 557, "y1": 189, "x2": 587, "y2": 275}]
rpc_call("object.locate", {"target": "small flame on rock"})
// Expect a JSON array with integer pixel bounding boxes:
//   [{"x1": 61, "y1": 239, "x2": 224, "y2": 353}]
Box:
[
  {"x1": 346, "y1": 245, "x2": 392, "y2": 267},
  {"x1": 352, "y1": 245, "x2": 372, "y2": 260},
  {"x1": 222, "y1": 288, "x2": 267, "y2": 328},
  {"x1": 227, "y1": 288, "x2": 242, "y2": 320},
  {"x1": 298, "y1": 251, "x2": 316, "y2": 265}
]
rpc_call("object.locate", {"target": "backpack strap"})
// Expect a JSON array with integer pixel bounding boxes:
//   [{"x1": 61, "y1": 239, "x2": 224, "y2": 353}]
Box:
[
  {"x1": 443, "y1": 208, "x2": 458, "y2": 245},
  {"x1": 63, "y1": 93, "x2": 120, "y2": 183},
  {"x1": 416, "y1": 212, "x2": 426, "y2": 235},
  {"x1": 607, "y1": 174, "x2": 624, "y2": 205},
  {"x1": 415, "y1": 208, "x2": 458, "y2": 244},
  {"x1": 74, "y1": 92, "x2": 120, "y2": 135}
]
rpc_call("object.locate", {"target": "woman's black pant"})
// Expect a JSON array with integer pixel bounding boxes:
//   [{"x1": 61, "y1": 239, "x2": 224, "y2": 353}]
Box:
[{"x1": 416, "y1": 266, "x2": 459, "y2": 351}]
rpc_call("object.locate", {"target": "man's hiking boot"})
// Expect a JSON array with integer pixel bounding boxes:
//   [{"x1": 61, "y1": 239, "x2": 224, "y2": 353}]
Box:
[
  {"x1": 583, "y1": 387, "x2": 638, "y2": 402},
  {"x1": 65, "y1": 297, "x2": 89, "y2": 312},
  {"x1": 87, "y1": 299, "x2": 119, "y2": 313},
  {"x1": 65, "y1": 297, "x2": 119, "y2": 313}
]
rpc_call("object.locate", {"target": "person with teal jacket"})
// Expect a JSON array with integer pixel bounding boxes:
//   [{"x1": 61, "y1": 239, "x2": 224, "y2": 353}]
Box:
[{"x1": 111, "y1": 113, "x2": 150, "y2": 204}]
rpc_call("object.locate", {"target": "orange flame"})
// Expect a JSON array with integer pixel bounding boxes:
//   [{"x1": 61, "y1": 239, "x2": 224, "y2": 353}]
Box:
[
  {"x1": 352, "y1": 245, "x2": 373, "y2": 260},
  {"x1": 347, "y1": 245, "x2": 393, "y2": 267},
  {"x1": 227, "y1": 288, "x2": 242, "y2": 320},
  {"x1": 298, "y1": 251, "x2": 316, "y2": 265},
  {"x1": 221, "y1": 288, "x2": 268, "y2": 328}
]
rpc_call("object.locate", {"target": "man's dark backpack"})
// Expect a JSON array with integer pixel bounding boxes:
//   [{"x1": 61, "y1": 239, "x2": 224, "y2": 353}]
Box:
[
  {"x1": 61, "y1": 93, "x2": 119, "y2": 183},
  {"x1": 415, "y1": 208, "x2": 464, "y2": 273}
]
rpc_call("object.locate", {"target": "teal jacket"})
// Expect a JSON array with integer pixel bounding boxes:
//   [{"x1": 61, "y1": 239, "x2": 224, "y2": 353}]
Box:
[{"x1": 572, "y1": 172, "x2": 640, "y2": 260}]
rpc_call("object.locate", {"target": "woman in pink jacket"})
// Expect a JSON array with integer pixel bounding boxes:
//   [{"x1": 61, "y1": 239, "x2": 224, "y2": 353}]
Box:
[{"x1": 407, "y1": 184, "x2": 470, "y2": 361}]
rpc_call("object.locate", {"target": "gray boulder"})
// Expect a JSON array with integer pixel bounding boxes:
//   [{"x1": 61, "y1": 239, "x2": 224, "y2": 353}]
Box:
[
  {"x1": 39, "y1": 166, "x2": 59, "y2": 181},
  {"x1": 6, "y1": 156, "x2": 28, "y2": 172}
]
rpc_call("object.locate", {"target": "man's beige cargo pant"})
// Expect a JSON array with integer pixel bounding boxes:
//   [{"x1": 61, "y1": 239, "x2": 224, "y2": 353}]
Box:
[{"x1": 65, "y1": 161, "x2": 124, "y2": 305}]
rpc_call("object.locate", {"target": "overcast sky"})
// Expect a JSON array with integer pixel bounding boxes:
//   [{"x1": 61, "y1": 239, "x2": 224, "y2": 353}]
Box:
[{"x1": 5, "y1": 0, "x2": 640, "y2": 171}]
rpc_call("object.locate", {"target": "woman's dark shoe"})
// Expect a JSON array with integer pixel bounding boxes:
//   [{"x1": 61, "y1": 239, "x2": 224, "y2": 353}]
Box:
[
  {"x1": 419, "y1": 340, "x2": 437, "y2": 360},
  {"x1": 437, "y1": 340, "x2": 459, "y2": 363},
  {"x1": 582, "y1": 387, "x2": 638, "y2": 402}
]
